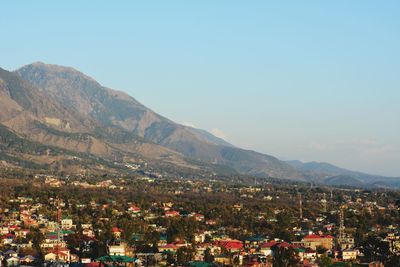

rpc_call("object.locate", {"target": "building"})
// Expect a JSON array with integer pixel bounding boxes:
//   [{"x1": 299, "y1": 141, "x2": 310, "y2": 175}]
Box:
[
  {"x1": 342, "y1": 249, "x2": 358, "y2": 261},
  {"x1": 300, "y1": 234, "x2": 334, "y2": 250},
  {"x1": 61, "y1": 218, "x2": 74, "y2": 230},
  {"x1": 108, "y1": 241, "x2": 127, "y2": 256}
]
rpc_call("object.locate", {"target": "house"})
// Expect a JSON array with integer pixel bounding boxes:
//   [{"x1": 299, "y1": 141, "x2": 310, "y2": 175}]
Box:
[
  {"x1": 175, "y1": 240, "x2": 189, "y2": 248},
  {"x1": 15, "y1": 229, "x2": 30, "y2": 238},
  {"x1": 194, "y1": 243, "x2": 215, "y2": 261},
  {"x1": 20, "y1": 255, "x2": 36, "y2": 264},
  {"x1": 83, "y1": 228, "x2": 95, "y2": 238},
  {"x1": 214, "y1": 254, "x2": 231, "y2": 265},
  {"x1": 206, "y1": 220, "x2": 217, "y2": 226},
  {"x1": 159, "y1": 244, "x2": 178, "y2": 253},
  {"x1": 2, "y1": 233, "x2": 15, "y2": 244},
  {"x1": 81, "y1": 224, "x2": 92, "y2": 229},
  {"x1": 337, "y1": 235, "x2": 355, "y2": 250},
  {"x1": 215, "y1": 239, "x2": 243, "y2": 252},
  {"x1": 190, "y1": 213, "x2": 205, "y2": 222},
  {"x1": 45, "y1": 248, "x2": 71, "y2": 262},
  {"x1": 128, "y1": 205, "x2": 141, "y2": 214},
  {"x1": 260, "y1": 241, "x2": 277, "y2": 256},
  {"x1": 303, "y1": 248, "x2": 317, "y2": 260},
  {"x1": 245, "y1": 236, "x2": 267, "y2": 248},
  {"x1": 112, "y1": 227, "x2": 123, "y2": 238},
  {"x1": 195, "y1": 232, "x2": 206, "y2": 243},
  {"x1": 165, "y1": 211, "x2": 180, "y2": 217},
  {"x1": 342, "y1": 249, "x2": 358, "y2": 261},
  {"x1": 108, "y1": 241, "x2": 127, "y2": 256},
  {"x1": 5, "y1": 256, "x2": 20, "y2": 267},
  {"x1": 233, "y1": 204, "x2": 243, "y2": 212},
  {"x1": 301, "y1": 234, "x2": 334, "y2": 250},
  {"x1": 4, "y1": 250, "x2": 17, "y2": 257},
  {"x1": 61, "y1": 218, "x2": 74, "y2": 230}
]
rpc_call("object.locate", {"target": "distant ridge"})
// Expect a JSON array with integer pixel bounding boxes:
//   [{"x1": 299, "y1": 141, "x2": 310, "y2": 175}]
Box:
[
  {"x1": 0, "y1": 61, "x2": 397, "y2": 186},
  {"x1": 11, "y1": 62, "x2": 302, "y2": 179},
  {"x1": 287, "y1": 160, "x2": 400, "y2": 188}
]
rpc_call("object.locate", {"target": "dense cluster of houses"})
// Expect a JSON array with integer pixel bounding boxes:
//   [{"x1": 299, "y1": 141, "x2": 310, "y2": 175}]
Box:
[{"x1": 1, "y1": 176, "x2": 400, "y2": 266}]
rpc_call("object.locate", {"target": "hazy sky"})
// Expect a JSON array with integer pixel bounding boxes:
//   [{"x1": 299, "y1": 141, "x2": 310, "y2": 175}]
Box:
[{"x1": 2, "y1": 1, "x2": 400, "y2": 176}]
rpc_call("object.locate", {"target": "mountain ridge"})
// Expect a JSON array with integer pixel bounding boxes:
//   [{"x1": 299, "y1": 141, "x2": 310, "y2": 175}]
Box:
[
  {"x1": 0, "y1": 61, "x2": 397, "y2": 186},
  {"x1": 287, "y1": 160, "x2": 400, "y2": 188},
  {"x1": 14, "y1": 62, "x2": 303, "y2": 180}
]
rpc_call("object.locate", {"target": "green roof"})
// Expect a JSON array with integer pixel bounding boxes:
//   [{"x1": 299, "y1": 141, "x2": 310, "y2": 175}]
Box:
[
  {"x1": 189, "y1": 261, "x2": 216, "y2": 267},
  {"x1": 245, "y1": 236, "x2": 265, "y2": 242},
  {"x1": 96, "y1": 255, "x2": 136, "y2": 263}
]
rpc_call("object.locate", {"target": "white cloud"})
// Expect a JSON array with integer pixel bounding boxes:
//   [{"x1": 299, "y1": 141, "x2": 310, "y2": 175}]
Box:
[
  {"x1": 211, "y1": 128, "x2": 228, "y2": 140},
  {"x1": 182, "y1": 122, "x2": 196, "y2": 128}
]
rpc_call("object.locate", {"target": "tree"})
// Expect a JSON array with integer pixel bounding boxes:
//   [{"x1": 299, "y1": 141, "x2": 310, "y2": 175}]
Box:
[
  {"x1": 204, "y1": 248, "x2": 214, "y2": 263},
  {"x1": 385, "y1": 255, "x2": 400, "y2": 267},
  {"x1": 272, "y1": 246, "x2": 299, "y2": 267},
  {"x1": 177, "y1": 247, "x2": 194, "y2": 265},
  {"x1": 232, "y1": 254, "x2": 241, "y2": 267},
  {"x1": 27, "y1": 227, "x2": 45, "y2": 259},
  {"x1": 316, "y1": 246, "x2": 327, "y2": 254},
  {"x1": 166, "y1": 252, "x2": 176, "y2": 266},
  {"x1": 318, "y1": 254, "x2": 333, "y2": 267},
  {"x1": 361, "y1": 235, "x2": 391, "y2": 263}
]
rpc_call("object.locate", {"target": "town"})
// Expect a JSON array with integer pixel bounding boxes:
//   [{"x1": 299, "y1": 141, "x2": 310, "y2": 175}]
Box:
[{"x1": 0, "y1": 172, "x2": 399, "y2": 267}]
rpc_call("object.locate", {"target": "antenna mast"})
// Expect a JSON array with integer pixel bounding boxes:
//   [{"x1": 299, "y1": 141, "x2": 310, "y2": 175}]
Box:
[
  {"x1": 339, "y1": 205, "x2": 345, "y2": 240},
  {"x1": 56, "y1": 198, "x2": 63, "y2": 263},
  {"x1": 322, "y1": 193, "x2": 327, "y2": 213},
  {"x1": 298, "y1": 192, "x2": 303, "y2": 220}
]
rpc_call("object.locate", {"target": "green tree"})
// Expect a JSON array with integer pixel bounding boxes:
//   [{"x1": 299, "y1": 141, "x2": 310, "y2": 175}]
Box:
[
  {"x1": 177, "y1": 247, "x2": 194, "y2": 265},
  {"x1": 272, "y1": 246, "x2": 299, "y2": 267},
  {"x1": 166, "y1": 252, "x2": 176, "y2": 266},
  {"x1": 361, "y1": 235, "x2": 391, "y2": 262},
  {"x1": 204, "y1": 248, "x2": 214, "y2": 263},
  {"x1": 27, "y1": 227, "x2": 45, "y2": 259},
  {"x1": 319, "y1": 254, "x2": 333, "y2": 267}
]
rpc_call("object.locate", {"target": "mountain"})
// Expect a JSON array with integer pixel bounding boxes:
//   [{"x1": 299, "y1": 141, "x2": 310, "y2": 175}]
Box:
[
  {"x1": 0, "y1": 66, "x2": 226, "y2": 175},
  {"x1": 0, "y1": 67, "x2": 93, "y2": 132},
  {"x1": 1, "y1": 62, "x2": 399, "y2": 186},
  {"x1": 322, "y1": 175, "x2": 364, "y2": 187},
  {"x1": 14, "y1": 62, "x2": 303, "y2": 179},
  {"x1": 287, "y1": 160, "x2": 400, "y2": 188}
]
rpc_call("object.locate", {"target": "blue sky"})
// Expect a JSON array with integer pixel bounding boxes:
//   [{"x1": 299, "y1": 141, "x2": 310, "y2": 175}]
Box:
[{"x1": 1, "y1": 1, "x2": 400, "y2": 176}]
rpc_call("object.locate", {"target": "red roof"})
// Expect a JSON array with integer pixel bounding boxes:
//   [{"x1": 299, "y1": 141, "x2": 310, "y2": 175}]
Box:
[
  {"x1": 216, "y1": 240, "x2": 243, "y2": 250},
  {"x1": 112, "y1": 227, "x2": 122, "y2": 233},
  {"x1": 276, "y1": 242, "x2": 292, "y2": 248},
  {"x1": 260, "y1": 241, "x2": 277, "y2": 248},
  {"x1": 2, "y1": 233, "x2": 15, "y2": 239},
  {"x1": 304, "y1": 234, "x2": 333, "y2": 239},
  {"x1": 129, "y1": 206, "x2": 140, "y2": 211}
]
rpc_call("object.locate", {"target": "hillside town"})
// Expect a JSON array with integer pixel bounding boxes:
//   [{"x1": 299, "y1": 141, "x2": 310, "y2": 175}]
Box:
[{"x1": 0, "y1": 173, "x2": 399, "y2": 267}]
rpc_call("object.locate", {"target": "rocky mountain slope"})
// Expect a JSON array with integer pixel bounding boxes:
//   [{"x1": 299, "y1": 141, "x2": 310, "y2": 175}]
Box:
[
  {"x1": 14, "y1": 62, "x2": 302, "y2": 179},
  {"x1": 3, "y1": 61, "x2": 397, "y2": 186},
  {"x1": 0, "y1": 67, "x2": 221, "y2": 175}
]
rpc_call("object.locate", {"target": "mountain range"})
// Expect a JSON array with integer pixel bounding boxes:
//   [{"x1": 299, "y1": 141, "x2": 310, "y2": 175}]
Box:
[{"x1": 0, "y1": 62, "x2": 398, "y2": 188}]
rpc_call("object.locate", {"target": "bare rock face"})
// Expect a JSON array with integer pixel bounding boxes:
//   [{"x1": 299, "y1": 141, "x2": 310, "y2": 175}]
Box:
[{"x1": 1, "y1": 62, "x2": 303, "y2": 179}]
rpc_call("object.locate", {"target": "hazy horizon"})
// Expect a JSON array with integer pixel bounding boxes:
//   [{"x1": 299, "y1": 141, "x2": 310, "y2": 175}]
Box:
[{"x1": 2, "y1": 1, "x2": 399, "y2": 176}]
